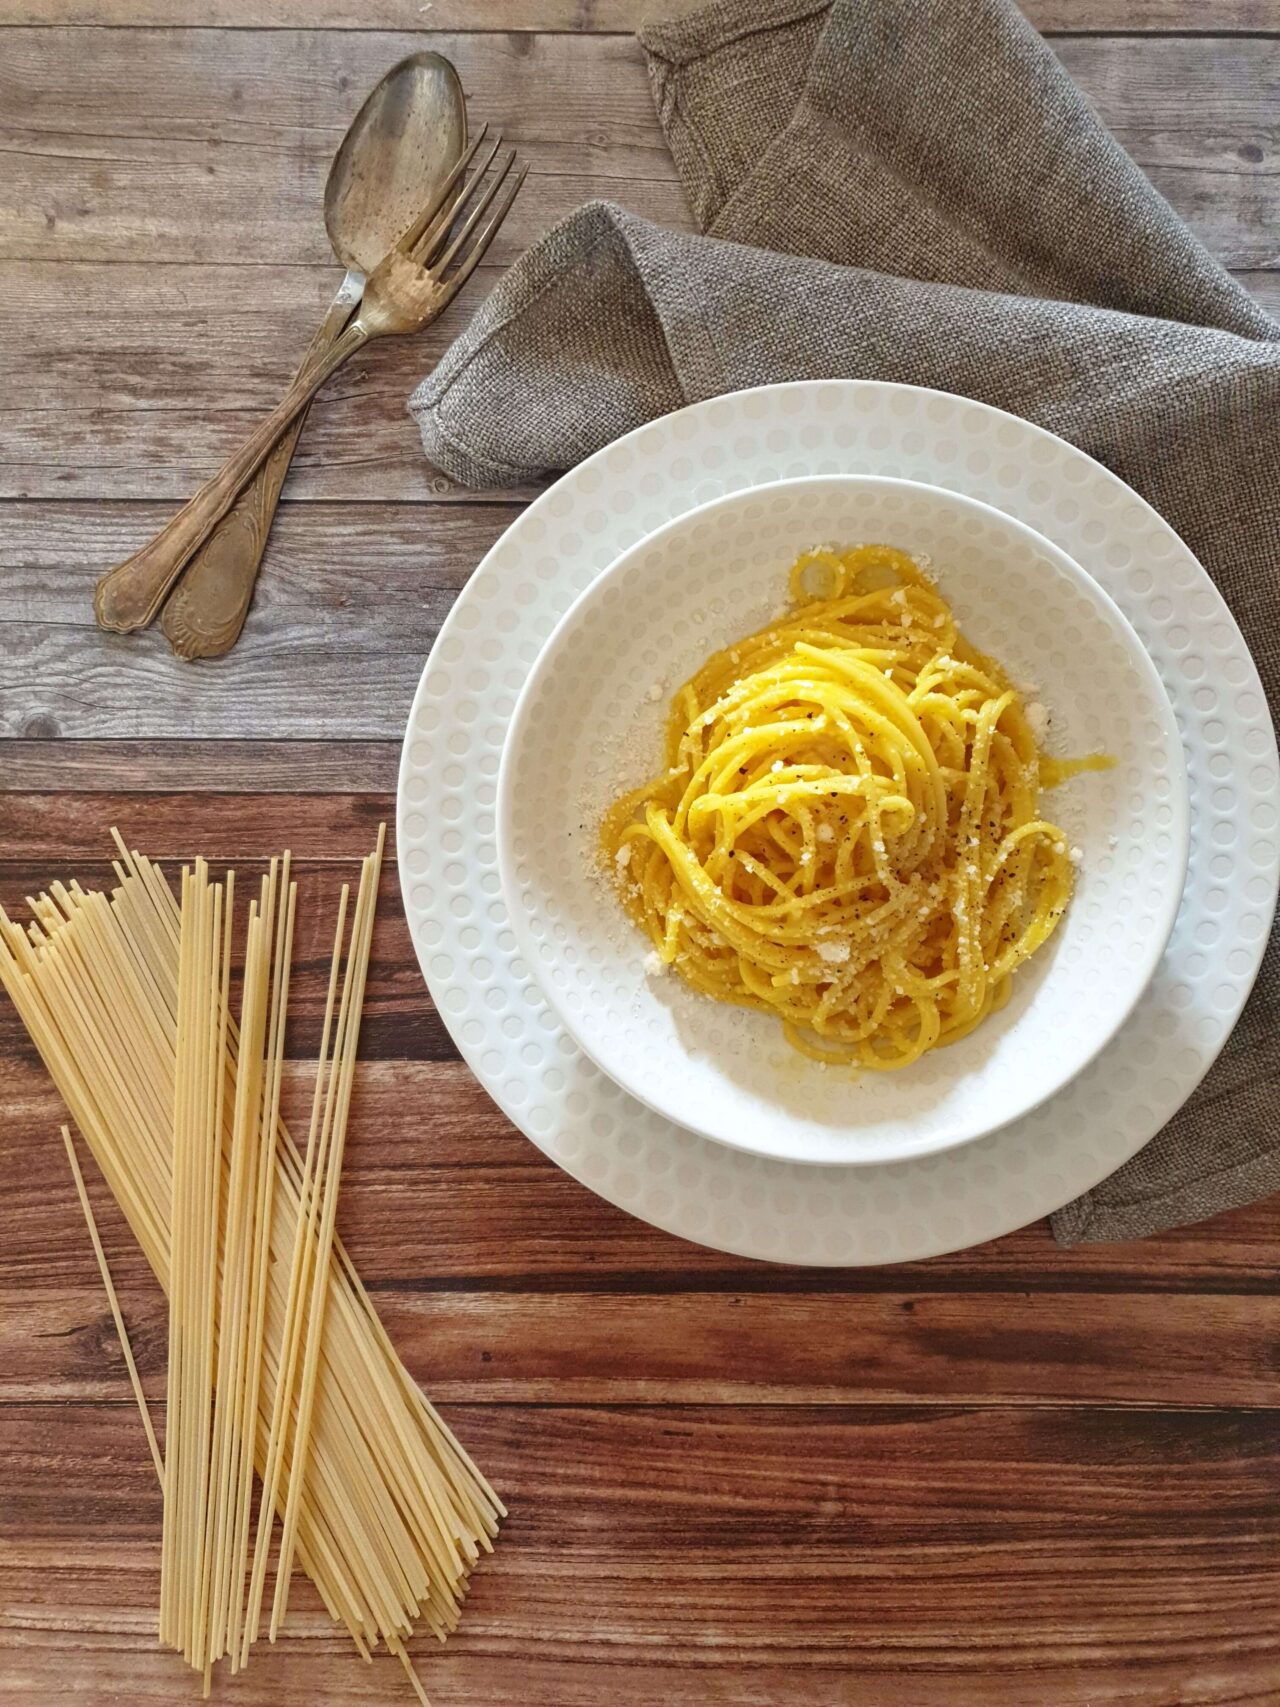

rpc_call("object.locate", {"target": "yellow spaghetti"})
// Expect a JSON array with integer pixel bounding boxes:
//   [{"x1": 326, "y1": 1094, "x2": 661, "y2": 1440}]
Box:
[{"x1": 602, "y1": 544, "x2": 1111, "y2": 1070}]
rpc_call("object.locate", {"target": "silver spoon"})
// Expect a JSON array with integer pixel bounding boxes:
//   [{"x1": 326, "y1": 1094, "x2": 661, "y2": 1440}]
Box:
[{"x1": 108, "y1": 53, "x2": 466, "y2": 656}]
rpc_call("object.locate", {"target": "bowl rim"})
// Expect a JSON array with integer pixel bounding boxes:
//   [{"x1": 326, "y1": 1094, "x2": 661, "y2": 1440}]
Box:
[{"x1": 496, "y1": 471, "x2": 1192, "y2": 1167}]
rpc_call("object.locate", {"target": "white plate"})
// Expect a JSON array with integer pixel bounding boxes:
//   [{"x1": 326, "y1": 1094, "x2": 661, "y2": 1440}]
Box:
[
  {"x1": 498, "y1": 475, "x2": 1188, "y2": 1166},
  {"x1": 398, "y1": 381, "x2": 1279, "y2": 1265}
]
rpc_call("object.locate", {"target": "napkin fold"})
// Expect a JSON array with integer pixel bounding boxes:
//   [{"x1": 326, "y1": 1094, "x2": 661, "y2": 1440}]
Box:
[{"x1": 409, "y1": 0, "x2": 1279, "y2": 1245}]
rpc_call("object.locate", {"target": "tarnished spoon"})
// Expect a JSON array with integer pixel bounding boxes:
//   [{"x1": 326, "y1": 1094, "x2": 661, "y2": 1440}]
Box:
[{"x1": 98, "y1": 52, "x2": 466, "y2": 655}]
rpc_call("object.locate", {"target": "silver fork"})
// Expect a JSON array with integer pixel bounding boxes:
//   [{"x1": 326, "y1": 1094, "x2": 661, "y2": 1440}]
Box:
[{"x1": 95, "y1": 129, "x2": 526, "y2": 635}]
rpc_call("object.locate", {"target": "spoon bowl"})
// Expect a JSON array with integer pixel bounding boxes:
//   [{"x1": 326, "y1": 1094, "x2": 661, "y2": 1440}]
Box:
[{"x1": 326, "y1": 52, "x2": 468, "y2": 274}]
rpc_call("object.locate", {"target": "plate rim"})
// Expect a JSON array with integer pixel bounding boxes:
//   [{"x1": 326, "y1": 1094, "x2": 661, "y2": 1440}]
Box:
[{"x1": 397, "y1": 378, "x2": 1279, "y2": 1265}]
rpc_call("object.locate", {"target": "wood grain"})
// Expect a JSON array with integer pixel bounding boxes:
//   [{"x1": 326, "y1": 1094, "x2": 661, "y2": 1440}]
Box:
[
  {"x1": 3, "y1": 260, "x2": 1276, "y2": 506},
  {"x1": 0, "y1": 789, "x2": 401, "y2": 856},
  {"x1": 8, "y1": 1401, "x2": 1278, "y2": 1565},
  {"x1": 0, "y1": 0, "x2": 1274, "y2": 31},
  {"x1": 7, "y1": 1052, "x2": 1280, "y2": 1291},
  {"x1": 8, "y1": 1266, "x2": 1280, "y2": 1407},
  {"x1": 1, "y1": 29, "x2": 1274, "y2": 506},
  {"x1": 0, "y1": 263, "x2": 529, "y2": 502},
  {"x1": 0, "y1": 739, "x2": 402, "y2": 793},
  {"x1": 3, "y1": 1404, "x2": 1279, "y2": 1706},
  {"x1": 0, "y1": 30, "x2": 682, "y2": 268},
  {"x1": 0, "y1": 502, "x2": 511, "y2": 739}
]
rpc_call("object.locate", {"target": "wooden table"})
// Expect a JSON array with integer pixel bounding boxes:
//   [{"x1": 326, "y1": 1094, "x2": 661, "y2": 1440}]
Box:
[{"x1": 2, "y1": 3, "x2": 1277, "y2": 1703}]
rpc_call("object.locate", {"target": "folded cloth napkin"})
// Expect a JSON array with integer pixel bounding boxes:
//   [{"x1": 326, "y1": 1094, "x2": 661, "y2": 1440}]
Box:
[{"x1": 409, "y1": 0, "x2": 1279, "y2": 1245}]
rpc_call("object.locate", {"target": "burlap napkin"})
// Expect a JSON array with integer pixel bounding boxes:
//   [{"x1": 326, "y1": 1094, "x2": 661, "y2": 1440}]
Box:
[{"x1": 408, "y1": 0, "x2": 1279, "y2": 1244}]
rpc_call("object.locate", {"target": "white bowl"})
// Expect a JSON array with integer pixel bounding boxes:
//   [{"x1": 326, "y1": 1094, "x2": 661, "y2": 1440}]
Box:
[{"x1": 497, "y1": 475, "x2": 1189, "y2": 1166}]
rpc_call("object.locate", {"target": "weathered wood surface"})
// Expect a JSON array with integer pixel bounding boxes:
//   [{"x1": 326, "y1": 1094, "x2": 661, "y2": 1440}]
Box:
[
  {"x1": 0, "y1": 739, "x2": 404, "y2": 793},
  {"x1": 2, "y1": 6, "x2": 1277, "y2": 1705},
  {"x1": 0, "y1": 0, "x2": 1275, "y2": 31},
  {"x1": 0, "y1": 502, "x2": 512, "y2": 740},
  {"x1": 3, "y1": 30, "x2": 1270, "y2": 270},
  {"x1": 1, "y1": 30, "x2": 1275, "y2": 505},
  {"x1": 0, "y1": 262, "x2": 524, "y2": 502},
  {"x1": 3, "y1": 258, "x2": 1277, "y2": 506},
  {"x1": 0, "y1": 31, "x2": 681, "y2": 269}
]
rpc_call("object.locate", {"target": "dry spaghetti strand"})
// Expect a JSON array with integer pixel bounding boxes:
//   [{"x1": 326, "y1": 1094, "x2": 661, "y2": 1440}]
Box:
[
  {"x1": 603, "y1": 545, "x2": 1112, "y2": 1070},
  {"x1": 60, "y1": 1123, "x2": 164, "y2": 1486},
  {"x1": 0, "y1": 831, "x2": 502, "y2": 1701}
]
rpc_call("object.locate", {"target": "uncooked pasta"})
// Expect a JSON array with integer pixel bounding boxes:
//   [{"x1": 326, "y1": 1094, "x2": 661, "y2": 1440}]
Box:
[{"x1": 0, "y1": 829, "x2": 501, "y2": 1701}]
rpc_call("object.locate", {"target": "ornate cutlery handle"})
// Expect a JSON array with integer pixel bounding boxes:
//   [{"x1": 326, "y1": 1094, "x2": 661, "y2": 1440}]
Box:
[
  {"x1": 94, "y1": 319, "x2": 368, "y2": 635},
  {"x1": 160, "y1": 275, "x2": 362, "y2": 660}
]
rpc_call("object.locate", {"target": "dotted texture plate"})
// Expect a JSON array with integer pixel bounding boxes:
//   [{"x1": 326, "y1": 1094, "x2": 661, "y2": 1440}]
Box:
[
  {"x1": 497, "y1": 475, "x2": 1189, "y2": 1168},
  {"x1": 398, "y1": 382, "x2": 1279, "y2": 1265}
]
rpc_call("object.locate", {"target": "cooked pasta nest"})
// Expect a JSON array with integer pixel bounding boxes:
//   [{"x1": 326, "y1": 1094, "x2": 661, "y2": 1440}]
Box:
[{"x1": 602, "y1": 544, "x2": 1110, "y2": 1070}]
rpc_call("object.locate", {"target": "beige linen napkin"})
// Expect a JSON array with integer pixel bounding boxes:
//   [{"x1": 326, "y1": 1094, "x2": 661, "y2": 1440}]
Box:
[{"x1": 409, "y1": 0, "x2": 1279, "y2": 1244}]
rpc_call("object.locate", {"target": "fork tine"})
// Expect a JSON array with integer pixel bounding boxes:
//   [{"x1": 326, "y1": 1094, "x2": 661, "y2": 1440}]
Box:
[
  {"x1": 409, "y1": 133, "x2": 504, "y2": 265},
  {"x1": 427, "y1": 148, "x2": 517, "y2": 280},
  {"x1": 434, "y1": 164, "x2": 528, "y2": 313},
  {"x1": 396, "y1": 124, "x2": 490, "y2": 257}
]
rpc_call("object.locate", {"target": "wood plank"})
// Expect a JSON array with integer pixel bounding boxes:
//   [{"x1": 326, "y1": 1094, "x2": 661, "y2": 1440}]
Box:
[
  {"x1": 0, "y1": 31, "x2": 1272, "y2": 273},
  {"x1": 0, "y1": 0, "x2": 1274, "y2": 33},
  {"x1": 0, "y1": 30, "x2": 683, "y2": 269},
  {"x1": 3, "y1": 1643, "x2": 1273, "y2": 1707},
  {"x1": 0, "y1": 259, "x2": 1274, "y2": 509},
  {"x1": 6, "y1": 1053, "x2": 1279, "y2": 1291},
  {"x1": 7, "y1": 1276, "x2": 1278, "y2": 1404},
  {"x1": 2, "y1": 23, "x2": 1275, "y2": 504},
  {"x1": 0, "y1": 263, "x2": 544, "y2": 503},
  {"x1": 0, "y1": 739, "x2": 401, "y2": 793},
  {"x1": 1, "y1": 1403, "x2": 1278, "y2": 1706},
  {"x1": 4, "y1": 1048, "x2": 1277, "y2": 1404},
  {"x1": 7, "y1": 1401, "x2": 1277, "y2": 1567},
  {"x1": 0, "y1": 788, "x2": 398, "y2": 856},
  {"x1": 4, "y1": 1605, "x2": 1278, "y2": 1707},
  {"x1": 1057, "y1": 38, "x2": 1280, "y2": 271},
  {"x1": 0, "y1": 501, "x2": 510, "y2": 739}
]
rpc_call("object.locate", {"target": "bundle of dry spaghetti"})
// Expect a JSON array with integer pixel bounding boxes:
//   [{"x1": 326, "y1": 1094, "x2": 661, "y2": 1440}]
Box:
[{"x1": 0, "y1": 829, "x2": 501, "y2": 1700}]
